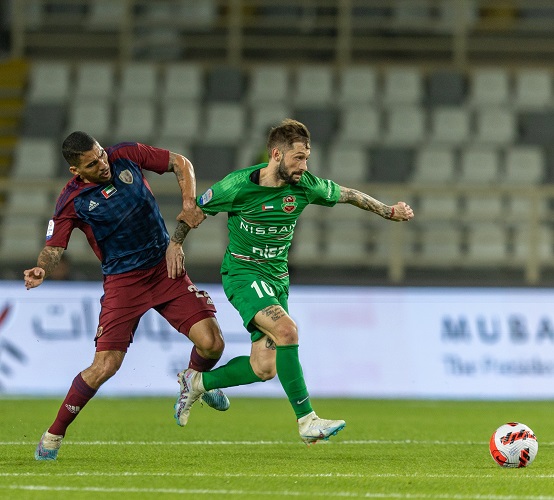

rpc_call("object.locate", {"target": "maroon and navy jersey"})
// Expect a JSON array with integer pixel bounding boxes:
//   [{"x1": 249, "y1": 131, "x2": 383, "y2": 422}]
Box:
[{"x1": 46, "y1": 142, "x2": 170, "y2": 275}]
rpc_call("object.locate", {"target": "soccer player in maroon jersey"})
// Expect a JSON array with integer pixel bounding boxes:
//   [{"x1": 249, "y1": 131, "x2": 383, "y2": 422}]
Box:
[{"x1": 24, "y1": 131, "x2": 229, "y2": 460}]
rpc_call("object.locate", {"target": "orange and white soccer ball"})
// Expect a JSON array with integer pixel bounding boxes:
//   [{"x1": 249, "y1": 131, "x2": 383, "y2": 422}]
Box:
[{"x1": 489, "y1": 422, "x2": 538, "y2": 468}]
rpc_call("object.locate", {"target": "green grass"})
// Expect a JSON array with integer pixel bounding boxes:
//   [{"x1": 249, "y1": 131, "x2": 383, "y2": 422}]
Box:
[{"x1": 1, "y1": 398, "x2": 553, "y2": 499}]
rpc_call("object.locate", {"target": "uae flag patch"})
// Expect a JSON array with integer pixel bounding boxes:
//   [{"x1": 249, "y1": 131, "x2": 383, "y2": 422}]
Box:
[
  {"x1": 262, "y1": 204, "x2": 273, "y2": 211},
  {"x1": 101, "y1": 184, "x2": 117, "y2": 199}
]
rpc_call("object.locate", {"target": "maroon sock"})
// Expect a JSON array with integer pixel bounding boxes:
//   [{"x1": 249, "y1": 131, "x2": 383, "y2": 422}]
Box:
[
  {"x1": 188, "y1": 346, "x2": 219, "y2": 372},
  {"x1": 48, "y1": 373, "x2": 97, "y2": 437}
]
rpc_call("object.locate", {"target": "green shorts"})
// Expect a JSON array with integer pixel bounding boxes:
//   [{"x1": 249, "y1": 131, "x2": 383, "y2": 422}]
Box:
[{"x1": 222, "y1": 273, "x2": 289, "y2": 343}]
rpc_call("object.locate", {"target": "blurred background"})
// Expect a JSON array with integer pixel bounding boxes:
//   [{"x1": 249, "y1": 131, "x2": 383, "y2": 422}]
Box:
[{"x1": 1, "y1": 0, "x2": 554, "y2": 287}]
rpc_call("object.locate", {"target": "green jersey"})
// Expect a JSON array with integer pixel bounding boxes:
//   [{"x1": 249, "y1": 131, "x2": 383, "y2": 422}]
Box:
[{"x1": 197, "y1": 164, "x2": 341, "y2": 282}]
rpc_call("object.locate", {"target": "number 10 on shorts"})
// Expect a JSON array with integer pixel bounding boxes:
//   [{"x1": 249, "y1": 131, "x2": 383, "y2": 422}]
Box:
[{"x1": 251, "y1": 280, "x2": 275, "y2": 298}]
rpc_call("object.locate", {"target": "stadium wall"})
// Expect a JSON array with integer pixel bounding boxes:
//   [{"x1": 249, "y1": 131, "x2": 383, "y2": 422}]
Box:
[{"x1": 1, "y1": 281, "x2": 554, "y2": 399}]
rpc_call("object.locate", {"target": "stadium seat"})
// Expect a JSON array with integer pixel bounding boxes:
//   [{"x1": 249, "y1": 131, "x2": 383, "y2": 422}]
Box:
[
  {"x1": 513, "y1": 69, "x2": 553, "y2": 109},
  {"x1": 27, "y1": 61, "x2": 71, "y2": 104},
  {"x1": 468, "y1": 68, "x2": 510, "y2": 107},
  {"x1": 118, "y1": 63, "x2": 159, "y2": 102},
  {"x1": 458, "y1": 146, "x2": 499, "y2": 184},
  {"x1": 293, "y1": 107, "x2": 338, "y2": 144},
  {"x1": 512, "y1": 225, "x2": 553, "y2": 261},
  {"x1": 383, "y1": 106, "x2": 426, "y2": 145},
  {"x1": 382, "y1": 67, "x2": 424, "y2": 105},
  {"x1": 370, "y1": 147, "x2": 414, "y2": 183},
  {"x1": 325, "y1": 205, "x2": 368, "y2": 263},
  {"x1": 11, "y1": 138, "x2": 58, "y2": 178},
  {"x1": 418, "y1": 223, "x2": 463, "y2": 263},
  {"x1": 411, "y1": 146, "x2": 457, "y2": 185},
  {"x1": 326, "y1": 144, "x2": 369, "y2": 184},
  {"x1": 0, "y1": 215, "x2": 46, "y2": 261},
  {"x1": 158, "y1": 101, "x2": 201, "y2": 143},
  {"x1": 66, "y1": 99, "x2": 112, "y2": 143},
  {"x1": 113, "y1": 101, "x2": 157, "y2": 143},
  {"x1": 22, "y1": 103, "x2": 66, "y2": 138},
  {"x1": 427, "y1": 70, "x2": 466, "y2": 105},
  {"x1": 183, "y1": 214, "x2": 228, "y2": 263},
  {"x1": 191, "y1": 144, "x2": 236, "y2": 180},
  {"x1": 204, "y1": 102, "x2": 246, "y2": 144},
  {"x1": 250, "y1": 103, "x2": 293, "y2": 137},
  {"x1": 87, "y1": 0, "x2": 127, "y2": 31},
  {"x1": 416, "y1": 194, "x2": 460, "y2": 220},
  {"x1": 462, "y1": 194, "x2": 504, "y2": 220},
  {"x1": 293, "y1": 66, "x2": 335, "y2": 106},
  {"x1": 248, "y1": 65, "x2": 290, "y2": 104},
  {"x1": 337, "y1": 105, "x2": 381, "y2": 145},
  {"x1": 474, "y1": 107, "x2": 516, "y2": 145},
  {"x1": 429, "y1": 107, "x2": 470, "y2": 145},
  {"x1": 466, "y1": 223, "x2": 508, "y2": 262},
  {"x1": 337, "y1": 66, "x2": 378, "y2": 105},
  {"x1": 289, "y1": 214, "x2": 324, "y2": 263},
  {"x1": 502, "y1": 146, "x2": 545, "y2": 185},
  {"x1": 519, "y1": 111, "x2": 554, "y2": 146},
  {"x1": 74, "y1": 62, "x2": 116, "y2": 100},
  {"x1": 161, "y1": 63, "x2": 204, "y2": 103},
  {"x1": 205, "y1": 66, "x2": 245, "y2": 102}
]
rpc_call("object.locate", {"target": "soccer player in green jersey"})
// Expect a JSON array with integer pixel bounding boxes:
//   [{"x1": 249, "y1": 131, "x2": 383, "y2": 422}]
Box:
[{"x1": 168, "y1": 119, "x2": 414, "y2": 444}]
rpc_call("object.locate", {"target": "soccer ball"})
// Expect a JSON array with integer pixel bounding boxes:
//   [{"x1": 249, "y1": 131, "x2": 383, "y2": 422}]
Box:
[{"x1": 489, "y1": 422, "x2": 538, "y2": 468}]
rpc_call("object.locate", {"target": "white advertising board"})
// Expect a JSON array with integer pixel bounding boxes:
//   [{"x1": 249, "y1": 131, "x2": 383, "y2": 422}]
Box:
[{"x1": 1, "y1": 281, "x2": 554, "y2": 399}]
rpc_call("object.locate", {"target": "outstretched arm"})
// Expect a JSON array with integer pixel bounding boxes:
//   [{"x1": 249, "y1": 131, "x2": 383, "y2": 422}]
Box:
[
  {"x1": 23, "y1": 246, "x2": 65, "y2": 289},
  {"x1": 338, "y1": 186, "x2": 414, "y2": 221},
  {"x1": 166, "y1": 221, "x2": 192, "y2": 279},
  {"x1": 167, "y1": 152, "x2": 206, "y2": 228}
]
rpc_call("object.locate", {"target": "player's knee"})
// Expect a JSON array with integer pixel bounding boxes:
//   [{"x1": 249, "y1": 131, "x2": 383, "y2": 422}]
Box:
[
  {"x1": 253, "y1": 364, "x2": 276, "y2": 381},
  {"x1": 273, "y1": 322, "x2": 298, "y2": 345}
]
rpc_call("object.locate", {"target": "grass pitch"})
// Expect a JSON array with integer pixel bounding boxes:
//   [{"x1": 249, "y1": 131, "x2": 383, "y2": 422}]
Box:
[{"x1": 1, "y1": 397, "x2": 553, "y2": 499}]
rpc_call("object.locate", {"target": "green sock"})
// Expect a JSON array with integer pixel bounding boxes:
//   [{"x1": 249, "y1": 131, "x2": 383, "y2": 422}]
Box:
[
  {"x1": 276, "y1": 344, "x2": 313, "y2": 419},
  {"x1": 202, "y1": 356, "x2": 263, "y2": 391}
]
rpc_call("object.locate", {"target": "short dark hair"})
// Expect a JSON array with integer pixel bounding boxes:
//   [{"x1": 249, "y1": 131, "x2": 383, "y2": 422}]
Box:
[
  {"x1": 62, "y1": 131, "x2": 97, "y2": 166},
  {"x1": 266, "y1": 119, "x2": 310, "y2": 155}
]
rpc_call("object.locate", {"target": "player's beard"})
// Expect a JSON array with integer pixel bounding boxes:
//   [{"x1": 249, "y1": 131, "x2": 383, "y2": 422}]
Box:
[{"x1": 277, "y1": 158, "x2": 302, "y2": 185}]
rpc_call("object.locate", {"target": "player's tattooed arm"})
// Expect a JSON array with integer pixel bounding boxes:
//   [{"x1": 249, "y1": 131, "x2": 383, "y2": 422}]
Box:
[
  {"x1": 24, "y1": 246, "x2": 64, "y2": 289},
  {"x1": 37, "y1": 246, "x2": 64, "y2": 276},
  {"x1": 338, "y1": 186, "x2": 414, "y2": 222},
  {"x1": 170, "y1": 220, "x2": 191, "y2": 245},
  {"x1": 167, "y1": 151, "x2": 205, "y2": 229},
  {"x1": 166, "y1": 221, "x2": 190, "y2": 279}
]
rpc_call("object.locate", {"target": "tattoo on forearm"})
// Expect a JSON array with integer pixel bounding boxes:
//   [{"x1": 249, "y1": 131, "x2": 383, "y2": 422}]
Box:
[
  {"x1": 265, "y1": 338, "x2": 276, "y2": 350},
  {"x1": 37, "y1": 247, "x2": 64, "y2": 276},
  {"x1": 339, "y1": 187, "x2": 392, "y2": 218},
  {"x1": 171, "y1": 221, "x2": 191, "y2": 244},
  {"x1": 260, "y1": 305, "x2": 286, "y2": 323}
]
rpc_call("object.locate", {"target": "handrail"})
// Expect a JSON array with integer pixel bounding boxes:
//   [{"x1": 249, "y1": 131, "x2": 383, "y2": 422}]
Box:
[
  {"x1": 8, "y1": 0, "x2": 554, "y2": 67},
  {"x1": 1, "y1": 178, "x2": 552, "y2": 284}
]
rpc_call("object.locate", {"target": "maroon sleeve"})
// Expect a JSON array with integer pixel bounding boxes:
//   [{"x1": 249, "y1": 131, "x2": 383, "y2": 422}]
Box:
[
  {"x1": 46, "y1": 199, "x2": 102, "y2": 261},
  {"x1": 108, "y1": 142, "x2": 170, "y2": 175}
]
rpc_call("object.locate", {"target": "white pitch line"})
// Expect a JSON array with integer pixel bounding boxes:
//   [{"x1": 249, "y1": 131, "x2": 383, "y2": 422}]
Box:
[
  {"x1": 2, "y1": 485, "x2": 554, "y2": 500},
  {"x1": 2, "y1": 439, "x2": 553, "y2": 446},
  {"x1": 2, "y1": 471, "x2": 554, "y2": 480},
  {"x1": 0, "y1": 439, "x2": 535, "y2": 446}
]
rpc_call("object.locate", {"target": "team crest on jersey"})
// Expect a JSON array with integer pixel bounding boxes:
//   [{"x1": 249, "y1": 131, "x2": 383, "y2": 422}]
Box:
[
  {"x1": 281, "y1": 195, "x2": 297, "y2": 213},
  {"x1": 118, "y1": 169, "x2": 133, "y2": 184}
]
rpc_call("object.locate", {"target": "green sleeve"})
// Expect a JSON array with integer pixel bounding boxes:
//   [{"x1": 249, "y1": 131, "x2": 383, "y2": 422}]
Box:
[
  {"x1": 300, "y1": 171, "x2": 341, "y2": 207},
  {"x1": 196, "y1": 170, "x2": 247, "y2": 215}
]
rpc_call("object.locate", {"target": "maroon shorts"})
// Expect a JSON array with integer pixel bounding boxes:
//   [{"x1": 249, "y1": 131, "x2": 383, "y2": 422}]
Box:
[{"x1": 94, "y1": 258, "x2": 216, "y2": 352}]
